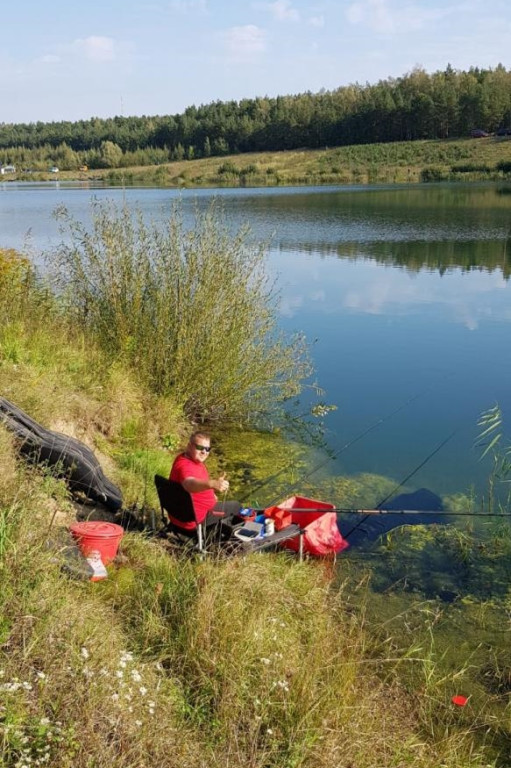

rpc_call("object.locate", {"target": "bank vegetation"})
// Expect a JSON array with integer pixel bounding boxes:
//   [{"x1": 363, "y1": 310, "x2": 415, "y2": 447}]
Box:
[{"x1": 0, "y1": 231, "x2": 510, "y2": 766}]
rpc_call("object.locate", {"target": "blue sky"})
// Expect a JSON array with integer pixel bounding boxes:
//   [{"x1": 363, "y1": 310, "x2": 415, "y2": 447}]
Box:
[{"x1": 3, "y1": 0, "x2": 510, "y2": 123}]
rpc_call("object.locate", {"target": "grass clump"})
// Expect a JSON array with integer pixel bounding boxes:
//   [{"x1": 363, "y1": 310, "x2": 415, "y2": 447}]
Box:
[{"x1": 49, "y1": 200, "x2": 311, "y2": 426}]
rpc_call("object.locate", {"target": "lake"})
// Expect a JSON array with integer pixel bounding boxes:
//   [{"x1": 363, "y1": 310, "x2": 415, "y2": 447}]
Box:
[{"x1": 2, "y1": 180, "x2": 511, "y2": 503}]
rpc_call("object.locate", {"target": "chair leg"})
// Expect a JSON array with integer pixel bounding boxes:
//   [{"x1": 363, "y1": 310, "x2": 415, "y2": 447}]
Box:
[
  {"x1": 197, "y1": 523, "x2": 204, "y2": 552},
  {"x1": 299, "y1": 531, "x2": 304, "y2": 562}
]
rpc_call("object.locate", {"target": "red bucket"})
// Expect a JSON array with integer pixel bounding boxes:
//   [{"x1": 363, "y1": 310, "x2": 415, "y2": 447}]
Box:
[{"x1": 70, "y1": 521, "x2": 124, "y2": 565}]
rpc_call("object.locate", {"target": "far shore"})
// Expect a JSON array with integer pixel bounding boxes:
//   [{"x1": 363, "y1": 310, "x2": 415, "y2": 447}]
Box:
[{"x1": 2, "y1": 136, "x2": 511, "y2": 189}]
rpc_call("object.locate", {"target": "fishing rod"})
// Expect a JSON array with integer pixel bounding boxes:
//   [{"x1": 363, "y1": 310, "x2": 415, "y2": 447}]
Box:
[
  {"x1": 342, "y1": 429, "x2": 458, "y2": 540},
  {"x1": 274, "y1": 507, "x2": 511, "y2": 518},
  {"x1": 242, "y1": 381, "x2": 442, "y2": 505}
]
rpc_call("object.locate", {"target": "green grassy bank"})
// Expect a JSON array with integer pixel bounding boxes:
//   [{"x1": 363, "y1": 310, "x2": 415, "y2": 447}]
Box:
[
  {"x1": 7, "y1": 136, "x2": 511, "y2": 188},
  {"x1": 0, "y1": 316, "x2": 503, "y2": 768},
  {"x1": 1, "y1": 226, "x2": 511, "y2": 766}
]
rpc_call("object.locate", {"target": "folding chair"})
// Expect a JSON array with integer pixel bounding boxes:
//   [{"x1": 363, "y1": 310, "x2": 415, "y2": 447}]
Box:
[{"x1": 154, "y1": 474, "x2": 205, "y2": 552}]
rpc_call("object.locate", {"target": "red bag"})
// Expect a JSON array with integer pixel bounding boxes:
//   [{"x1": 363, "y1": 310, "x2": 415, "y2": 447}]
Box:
[{"x1": 266, "y1": 496, "x2": 349, "y2": 557}]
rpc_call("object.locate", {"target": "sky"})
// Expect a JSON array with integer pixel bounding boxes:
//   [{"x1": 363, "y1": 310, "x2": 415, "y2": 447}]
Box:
[{"x1": 2, "y1": 0, "x2": 510, "y2": 124}]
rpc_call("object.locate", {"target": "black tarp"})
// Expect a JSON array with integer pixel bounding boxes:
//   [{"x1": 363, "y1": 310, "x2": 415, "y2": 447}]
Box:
[{"x1": 0, "y1": 397, "x2": 122, "y2": 512}]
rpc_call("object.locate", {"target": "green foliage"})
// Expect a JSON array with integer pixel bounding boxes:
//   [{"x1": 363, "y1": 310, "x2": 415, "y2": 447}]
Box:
[
  {"x1": 49, "y1": 201, "x2": 311, "y2": 426},
  {"x1": 476, "y1": 406, "x2": 511, "y2": 513},
  {"x1": 99, "y1": 140, "x2": 123, "y2": 168},
  {"x1": 2, "y1": 65, "x2": 511, "y2": 166},
  {"x1": 420, "y1": 165, "x2": 450, "y2": 182}
]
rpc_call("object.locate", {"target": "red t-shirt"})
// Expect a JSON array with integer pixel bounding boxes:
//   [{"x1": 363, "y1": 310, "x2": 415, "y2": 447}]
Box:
[{"x1": 169, "y1": 453, "x2": 217, "y2": 527}]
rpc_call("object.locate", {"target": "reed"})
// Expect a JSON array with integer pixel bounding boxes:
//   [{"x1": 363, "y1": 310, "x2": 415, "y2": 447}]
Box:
[{"x1": 49, "y1": 201, "x2": 311, "y2": 426}]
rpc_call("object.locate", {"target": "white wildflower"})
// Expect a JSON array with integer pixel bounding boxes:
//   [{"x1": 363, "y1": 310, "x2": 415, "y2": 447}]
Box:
[
  {"x1": 131, "y1": 670, "x2": 142, "y2": 683},
  {"x1": 260, "y1": 658, "x2": 271, "y2": 665},
  {"x1": 80, "y1": 647, "x2": 89, "y2": 660},
  {"x1": 139, "y1": 686, "x2": 147, "y2": 696},
  {"x1": 36, "y1": 671, "x2": 47, "y2": 680},
  {"x1": 135, "y1": 720, "x2": 143, "y2": 727},
  {"x1": 40, "y1": 717, "x2": 51, "y2": 726}
]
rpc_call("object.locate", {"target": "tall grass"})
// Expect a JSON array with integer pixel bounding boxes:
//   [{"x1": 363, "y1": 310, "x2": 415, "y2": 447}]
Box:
[
  {"x1": 49, "y1": 201, "x2": 311, "y2": 426},
  {"x1": 0, "y1": 459, "x2": 496, "y2": 767}
]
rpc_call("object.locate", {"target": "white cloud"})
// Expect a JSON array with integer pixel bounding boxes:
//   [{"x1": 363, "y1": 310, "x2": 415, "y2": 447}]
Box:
[
  {"x1": 346, "y1": 0, "x2": 395, "y2": 33},
  {"x1": 266, "y1": 0, "x2": 300, "y2": 22},
  {"x1": 308, "y1": 15, "x2": 325, "y2": 27},
  {"x1": 39, "y1": 54, "x2": 61, "y2": 64},
  {"x1": 71, "y1": 36, "x2": 117, "y2": 62},
  {"x1": 225, "y1": 25, "x2": 267, "y2": 56},
  {"x1": 168, "y1": 0, "x2": 208, "y2": 12},
  {"x1": 346, "y1": 0, "x2": 452, "y2": 34}
]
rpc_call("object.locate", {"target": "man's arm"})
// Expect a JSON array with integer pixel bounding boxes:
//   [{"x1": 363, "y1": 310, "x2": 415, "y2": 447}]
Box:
[{"x1": 182, "y1": 474, "x2": 229, "y2": 494}]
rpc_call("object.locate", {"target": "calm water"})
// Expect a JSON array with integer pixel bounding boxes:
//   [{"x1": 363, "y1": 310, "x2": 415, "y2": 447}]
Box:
[{"x1": 2, "y1": 180, "x2": 511, "y2": 501}]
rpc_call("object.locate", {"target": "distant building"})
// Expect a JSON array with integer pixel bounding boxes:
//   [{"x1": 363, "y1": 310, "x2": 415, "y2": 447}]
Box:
[{"x1": 0, "y1": 165, "x2": 16, "y2": 174}]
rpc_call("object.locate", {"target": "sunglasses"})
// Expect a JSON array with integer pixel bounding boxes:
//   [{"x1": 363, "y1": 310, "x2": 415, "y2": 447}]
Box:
[{"x1": 193, "y1": 443, "x2": 211, "y2": 453}]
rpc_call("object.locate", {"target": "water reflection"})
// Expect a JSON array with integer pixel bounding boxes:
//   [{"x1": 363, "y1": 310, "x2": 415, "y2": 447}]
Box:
[{"x1": 1, "y1": 181, "x2": 510, "y2": 496}]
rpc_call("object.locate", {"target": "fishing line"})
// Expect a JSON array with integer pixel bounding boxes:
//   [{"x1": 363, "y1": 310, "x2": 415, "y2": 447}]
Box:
[
  {"x1": 251, "y1": 380, "x2": 447, "y2": 508},
  {"x1": 342, "y1": 429, "x2": 458, "y2": 541}
]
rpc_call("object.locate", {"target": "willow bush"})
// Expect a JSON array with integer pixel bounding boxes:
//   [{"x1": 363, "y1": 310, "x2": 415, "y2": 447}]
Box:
[{"x1": 49, "y1": 201, "x2": 311, "y2": 426}]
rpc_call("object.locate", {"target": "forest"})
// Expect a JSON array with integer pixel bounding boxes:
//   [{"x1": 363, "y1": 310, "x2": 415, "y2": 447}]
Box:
[{"x1": 1, "y1": 64, "x2": 511, "y2": 170}]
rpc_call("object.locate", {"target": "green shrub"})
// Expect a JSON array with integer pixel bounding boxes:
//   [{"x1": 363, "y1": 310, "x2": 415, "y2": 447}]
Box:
[
  {"x1": 451, "y1": 163, "x2": 492, "y2": 173},
  {"x1": 496, "y1": 160, "x2": 511, "y2": 174},
  {"x1": 217, "y1": 161, "x2": 240, "y2": 176},
  {"x1": 49, "y1": 201, "x2": 311, "y2": 426},
  {"x1": 420, "y1": 166, "x2": 449, "y2": 182}
]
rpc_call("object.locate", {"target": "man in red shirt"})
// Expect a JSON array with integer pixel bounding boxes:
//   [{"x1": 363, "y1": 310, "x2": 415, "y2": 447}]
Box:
[{"x1": 169, "y1": 431, "x2": 240, "y2": 534}]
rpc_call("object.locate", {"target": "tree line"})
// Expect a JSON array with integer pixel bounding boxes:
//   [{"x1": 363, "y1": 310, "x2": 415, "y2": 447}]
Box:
[{"x1": 1, "y1": 65, "x2": 511, "y2": 170}]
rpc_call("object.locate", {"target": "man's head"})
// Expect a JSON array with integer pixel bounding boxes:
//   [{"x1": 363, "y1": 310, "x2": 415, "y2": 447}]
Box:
[{"x1": 186, "y1": 431, "x2": 212, "y2": 463}]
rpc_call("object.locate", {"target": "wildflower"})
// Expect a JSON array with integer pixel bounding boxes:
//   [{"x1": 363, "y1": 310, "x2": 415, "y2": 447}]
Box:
[
  {"x1": 22, "y1": 682, "x2": 33, "y2": 691},
  {"x1": 135, "y1": 720, "x2": 143, "y2": 727},
  {"x1": 131, "y1": 670, "x2": 142, "y2": 683},
  {"x1": 80, "y1": 647, "x2": 89, "y2": 660},
  {"x1": 36, "y1": 671, "x2": 47, "y2": 680},
  {"x1": 267, "y1": 728, "x2": 273, "y2": 735},
  {"x1": 260, "y1": 658, "x2": 271, "y2": 665},
  {"x1": 148, "y1": 701, "x2": 156, "y2": 708},
  {"x1": 116, "y1": 670, "x2": 124, "y2": 679},
  {"x1": 139, "y1": 686, "x2": 147, "y2": 696},
  {"x1": 40, "y1": 717, "x2": 51, "y2": 726},
  {"x1": 120, "y1": 652, "x2": 133, "y2": 663}
]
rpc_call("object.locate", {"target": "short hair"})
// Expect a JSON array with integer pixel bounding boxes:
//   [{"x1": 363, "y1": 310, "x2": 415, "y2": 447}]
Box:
[{"x1": 189, "y1": 430, "x2": 211, "y2": 443}]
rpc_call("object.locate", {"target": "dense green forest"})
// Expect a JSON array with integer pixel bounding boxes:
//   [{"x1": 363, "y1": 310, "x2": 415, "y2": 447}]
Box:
[{"x1": 1, "y1": 65, "x2": 511, "y2": 170}]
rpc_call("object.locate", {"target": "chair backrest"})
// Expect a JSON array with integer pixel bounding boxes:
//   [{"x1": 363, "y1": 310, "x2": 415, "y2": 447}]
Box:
[{"x1": 154, "y1": 474, "x2": 198, "y2": 527}]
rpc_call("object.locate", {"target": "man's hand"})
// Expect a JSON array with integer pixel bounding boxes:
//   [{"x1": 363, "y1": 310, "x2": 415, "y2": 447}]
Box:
[{"x1": 214, "y1": 473, "x2": 229, "y2": 493}]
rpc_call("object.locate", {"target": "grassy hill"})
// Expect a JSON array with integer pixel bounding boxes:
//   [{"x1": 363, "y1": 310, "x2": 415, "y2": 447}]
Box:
[{"x1": 7, "y1": 135, "x2": 511, "y2": 188}]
